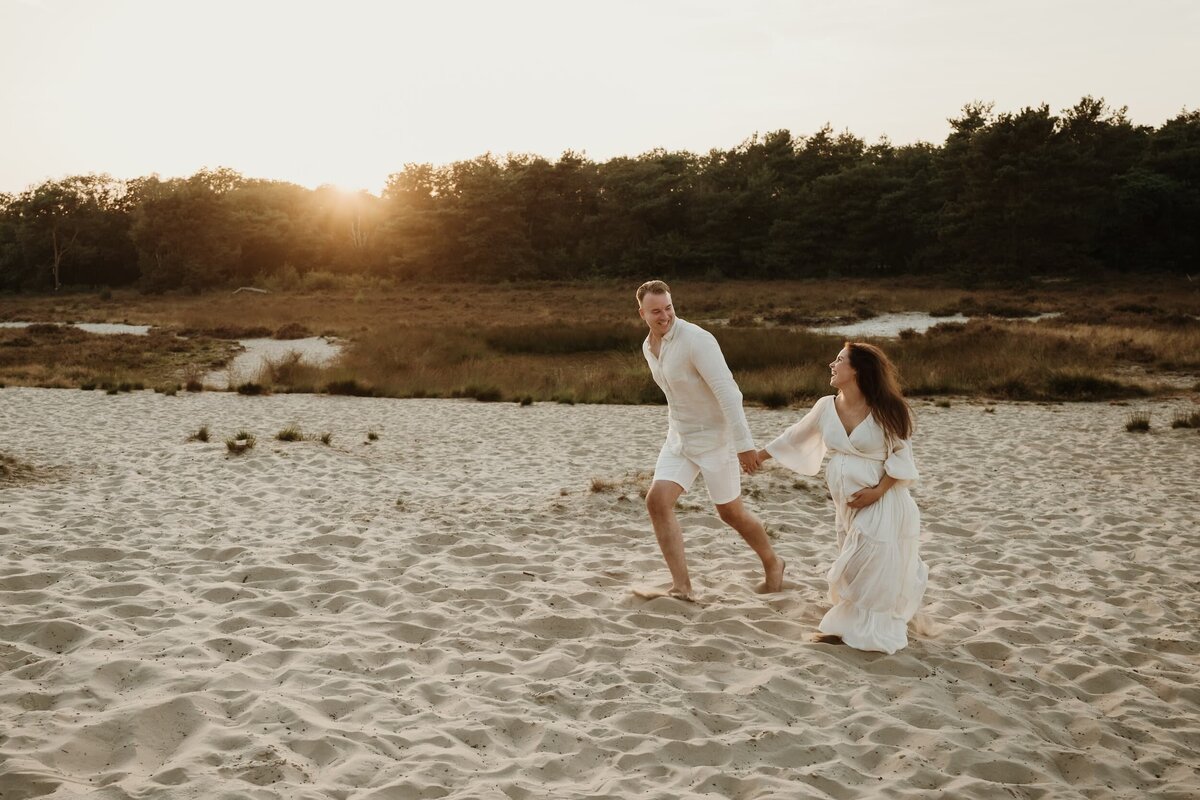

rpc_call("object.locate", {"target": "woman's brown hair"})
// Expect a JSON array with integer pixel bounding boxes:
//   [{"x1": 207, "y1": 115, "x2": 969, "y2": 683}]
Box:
[{"x1": 846, "y1": 342, "x2": 913, "y2": 441}]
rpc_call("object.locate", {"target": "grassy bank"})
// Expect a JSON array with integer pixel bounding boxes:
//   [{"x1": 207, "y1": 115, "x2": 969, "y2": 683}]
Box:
[
  {"x1": 0, "y1": 277, "x2": 1196, "y2": 403},
  {"x1": 0, "y1": 324, "x2": 238, "y2": 390}
]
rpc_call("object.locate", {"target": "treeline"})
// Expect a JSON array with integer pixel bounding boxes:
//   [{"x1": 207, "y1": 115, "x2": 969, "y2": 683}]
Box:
[{"x1": 1, "y1": 97, "x2": 1197, "y2": 291}]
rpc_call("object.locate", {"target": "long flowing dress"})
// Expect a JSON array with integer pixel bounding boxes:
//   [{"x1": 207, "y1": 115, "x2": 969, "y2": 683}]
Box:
[{"x1": 766, "y1": 394, "x2": 928, "y2": 654}]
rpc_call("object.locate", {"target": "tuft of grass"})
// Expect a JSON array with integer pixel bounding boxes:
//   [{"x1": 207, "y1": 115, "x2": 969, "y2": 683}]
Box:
[
  {"x1": 80, "y1": 381, "x2": 97, "y2": 391},
  {"x1": 188, "y1": 425, "x2": 210, "y2": 442},
  {"x1": 518, "y1": 395, "x2": 534, "y2": 406},
  {"x1": 935, "y1": 400, "x2": 952, "y2": 408},
  {"x1": 185, "y1": 379, "x2": 204, "y2": 392},
  {"x1": 1124, "y1": 412, "x2": 1150, "y2": 432},
  {"x1": 590, "y1": 477, "x2": 615, "y2": 493},
  {"x1": 225, "y1": 431, "x2": 257, "y2": 453},
  {"x1": 1170, "y1": 410, "x2": 1200, "y2": 429},
  {"x1": 236, "y1": 382, "x2": 267, "y2": 396},
  {"x1": 588, "y1": 470, "x2": 652, "y2": 497},
  {"x1": 367, "y1": 430, "x2": 379, "y2": 440},
  {"x1": 276, "y1": 425, "x2": 304, "y2": 442},
  {"x1": 106, "y1": 387, "x2": 119, "y2": 395},
  {"x1": 984, "y1": 407, "x2": 996, "y2": 413},
  {"x1": 319, "y1": 432, "x2": 332, "y2": 445}
]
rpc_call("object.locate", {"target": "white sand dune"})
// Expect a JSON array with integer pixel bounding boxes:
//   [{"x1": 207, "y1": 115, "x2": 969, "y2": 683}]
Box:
[{"x1": 1, "y1": 387, "x2": 1198, "y2": 799}]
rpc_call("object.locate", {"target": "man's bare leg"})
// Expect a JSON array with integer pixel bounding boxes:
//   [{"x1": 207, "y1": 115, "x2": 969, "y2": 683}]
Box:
[
  {"x1": 715, "y1": 497, "x2": 785, "y2": 593},
  {"x1": 635, "y1": 480, "x2": 695, "y2": 601}
]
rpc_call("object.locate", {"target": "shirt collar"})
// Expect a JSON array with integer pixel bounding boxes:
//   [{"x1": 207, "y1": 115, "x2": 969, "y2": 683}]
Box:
[
  {"x1": 644, "y1": 317, "x2": 683, "y2": 350},
  {"x1": 662, "y1": 317, "x2": 682, "y2": 342}
]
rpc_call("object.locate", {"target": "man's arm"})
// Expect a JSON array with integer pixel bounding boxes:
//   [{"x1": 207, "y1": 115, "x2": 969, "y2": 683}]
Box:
[{"x1": 691, "y1": 331, "x2": 758, "y2": 469}]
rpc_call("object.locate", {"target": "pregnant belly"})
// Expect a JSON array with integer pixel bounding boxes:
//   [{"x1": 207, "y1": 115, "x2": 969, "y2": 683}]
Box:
[{"x1": 827, "y1": 453, "x2": 885, "y2": 500}]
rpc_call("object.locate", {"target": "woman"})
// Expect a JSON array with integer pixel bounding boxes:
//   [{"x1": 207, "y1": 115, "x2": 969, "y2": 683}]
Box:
[{"x1": 758, "y1": 342, "x2": 928, "y2": 654}]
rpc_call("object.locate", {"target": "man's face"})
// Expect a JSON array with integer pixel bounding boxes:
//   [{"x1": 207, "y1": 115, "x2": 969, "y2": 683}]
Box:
[{"x1": 638, "y1": 292, "x2": 675, "y2": 336}]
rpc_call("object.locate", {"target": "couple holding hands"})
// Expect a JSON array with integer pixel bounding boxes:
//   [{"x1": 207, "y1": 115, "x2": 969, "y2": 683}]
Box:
[{"x1": 633, "y1": 280, "x2": 928, "y2": 655}]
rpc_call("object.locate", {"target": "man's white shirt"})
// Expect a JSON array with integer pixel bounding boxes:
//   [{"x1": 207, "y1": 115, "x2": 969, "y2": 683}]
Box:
[{"x1": 642, "y1": 317, "x2": 755, "y2": 458}]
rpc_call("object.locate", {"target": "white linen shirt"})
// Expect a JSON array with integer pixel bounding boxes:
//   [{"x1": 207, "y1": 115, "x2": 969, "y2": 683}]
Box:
[{"x1": 642, "y1": 317, "x2": 756, "y2": 458}]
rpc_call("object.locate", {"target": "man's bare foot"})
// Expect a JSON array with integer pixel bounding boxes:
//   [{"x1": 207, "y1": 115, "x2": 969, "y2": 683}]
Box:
[
  {"x1": 812, "y1": 633, "x2": 844, "y2": 645},
  {"x1": 633, "y1": 585, "x2": 697, "y2": 603},
  {"x1": 754, "y1": 557, "x2": 785, "y2": 594}
]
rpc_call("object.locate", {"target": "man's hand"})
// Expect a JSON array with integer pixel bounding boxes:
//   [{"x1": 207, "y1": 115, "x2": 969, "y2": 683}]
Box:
[
  {"x1": 846, "y1": 485, "x2": 884, "y2": 510},
  {"x1": 738, "y1": 449, "x2": 761, "y2": 475}
]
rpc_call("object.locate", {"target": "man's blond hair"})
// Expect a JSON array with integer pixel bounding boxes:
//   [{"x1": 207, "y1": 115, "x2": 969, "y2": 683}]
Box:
[{"x1": 636, "y1": 279, "x2": 671, "y2": 305}]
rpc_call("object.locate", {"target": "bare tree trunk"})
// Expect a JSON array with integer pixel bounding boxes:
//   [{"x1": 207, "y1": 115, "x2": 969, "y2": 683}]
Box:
[
  {"x1": 350, "y1": 212, "x2": 367, "y2": 251},
  {"x1": 50, "y1": 225, "x2": 79, "y2": 292}
]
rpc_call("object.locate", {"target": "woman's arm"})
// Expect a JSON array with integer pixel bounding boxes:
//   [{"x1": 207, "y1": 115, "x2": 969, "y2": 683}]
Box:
[{"x1": 846, "y1": 473, "x2": 898, "y2": 509}]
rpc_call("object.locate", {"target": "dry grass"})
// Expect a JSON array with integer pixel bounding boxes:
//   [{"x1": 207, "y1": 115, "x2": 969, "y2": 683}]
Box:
[
  {"x1": 276, "y1": 425, "x2": 304, "y2": 442},
  {"x1": 1, "y1": 278, "x2": 1196, "y2": 402},
  {"x1": 1171, "y1": 410, "x2": 1200, "y2": 429},
  {"x1": 1125, "y1": 412, "x2": 1151, "y2": 432},
  {"x1": 0, "y1": 325, "x2": 237, "y2": 389},
  {"x1": 225, "y1": 431, "x2": 256, "y2": 454},
  {"x1": 589, "y1": 470, "x2": 653, "y2": 497}
]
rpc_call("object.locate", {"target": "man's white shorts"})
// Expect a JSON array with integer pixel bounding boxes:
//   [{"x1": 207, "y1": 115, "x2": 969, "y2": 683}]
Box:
[{"x1": 653, "y1": 444, "x2": 741, "y2": 506}]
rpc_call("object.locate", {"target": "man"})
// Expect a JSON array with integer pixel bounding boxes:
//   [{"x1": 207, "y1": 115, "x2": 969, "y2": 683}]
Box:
[{"x1": 634, "y1": 280, "x2": 785, "y2": 601}]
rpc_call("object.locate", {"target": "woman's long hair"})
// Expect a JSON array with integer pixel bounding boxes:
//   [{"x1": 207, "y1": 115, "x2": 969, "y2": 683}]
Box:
[{"x1": 846, "y1": 342, "x2": 913, "y2": 441}]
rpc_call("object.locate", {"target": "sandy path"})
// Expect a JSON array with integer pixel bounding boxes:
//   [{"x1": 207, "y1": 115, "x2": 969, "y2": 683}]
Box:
[{"x1": 1, "y1": 388, "x2": 1198, "y2": 799}]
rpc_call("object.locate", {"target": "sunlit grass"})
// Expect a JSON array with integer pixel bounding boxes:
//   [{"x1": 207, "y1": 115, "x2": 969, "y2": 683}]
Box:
[{"x1": 0, "y1": 278, "x2": 1195, "y2": 402}]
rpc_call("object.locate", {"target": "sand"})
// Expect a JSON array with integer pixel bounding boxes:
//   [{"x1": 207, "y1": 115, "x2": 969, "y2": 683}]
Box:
[{"x1": 1, "y1": 387, "x2": 1198, "y2": 799}]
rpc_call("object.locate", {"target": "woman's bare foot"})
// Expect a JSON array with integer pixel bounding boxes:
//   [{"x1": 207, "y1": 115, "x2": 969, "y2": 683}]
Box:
[{"x1": 754, "y1": 557, "x2": 785, "y2": 594}]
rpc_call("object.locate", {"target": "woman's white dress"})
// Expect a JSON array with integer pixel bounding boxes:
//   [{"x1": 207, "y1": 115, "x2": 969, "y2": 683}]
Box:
[{"x1": 766, "y1": 394, "x2": 927, "y2": 654}]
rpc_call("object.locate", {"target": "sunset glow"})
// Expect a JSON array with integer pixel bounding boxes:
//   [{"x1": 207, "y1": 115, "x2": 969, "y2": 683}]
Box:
[{"x1": 1, "y1": 0, "x2": 1197, "y2": 194}]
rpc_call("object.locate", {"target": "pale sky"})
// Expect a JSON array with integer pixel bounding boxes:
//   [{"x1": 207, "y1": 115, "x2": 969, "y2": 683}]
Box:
[{"x1": 1, "y1": 0, "x2": 1196, "y2": 195}]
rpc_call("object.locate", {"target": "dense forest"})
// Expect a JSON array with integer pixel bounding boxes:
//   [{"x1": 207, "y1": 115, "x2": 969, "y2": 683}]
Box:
[{"x1": 1, "y1": 98, "x2": 1196, "y2": 292}]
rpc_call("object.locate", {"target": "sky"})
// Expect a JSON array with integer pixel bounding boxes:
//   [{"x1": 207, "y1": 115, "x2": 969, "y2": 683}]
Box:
[{"x1": 1, "y1": 0, "x2": 1197, "y2": 195}]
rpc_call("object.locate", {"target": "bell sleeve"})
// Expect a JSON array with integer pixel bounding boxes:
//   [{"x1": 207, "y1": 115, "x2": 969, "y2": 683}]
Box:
[
  {"x1": 884, "y1": 437, "x2": 919, "y2": 487},
  {"x1": 765, "y1": 396, "x2": 831, "y2": 475}
]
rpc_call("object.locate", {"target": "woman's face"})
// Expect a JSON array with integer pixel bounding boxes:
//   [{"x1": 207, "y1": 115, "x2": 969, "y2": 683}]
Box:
[{"x1": 829, "y1": 347, "x2": 857, "y2": 390}]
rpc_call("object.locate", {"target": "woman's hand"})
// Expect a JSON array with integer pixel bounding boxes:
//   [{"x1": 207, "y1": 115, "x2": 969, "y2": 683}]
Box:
[
  {"x1": 756, "y1": 448, "x2": 771, "y2": 464},
  {"x1": 846, "y1": 485, "x2": 884, "y2": 509}
]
